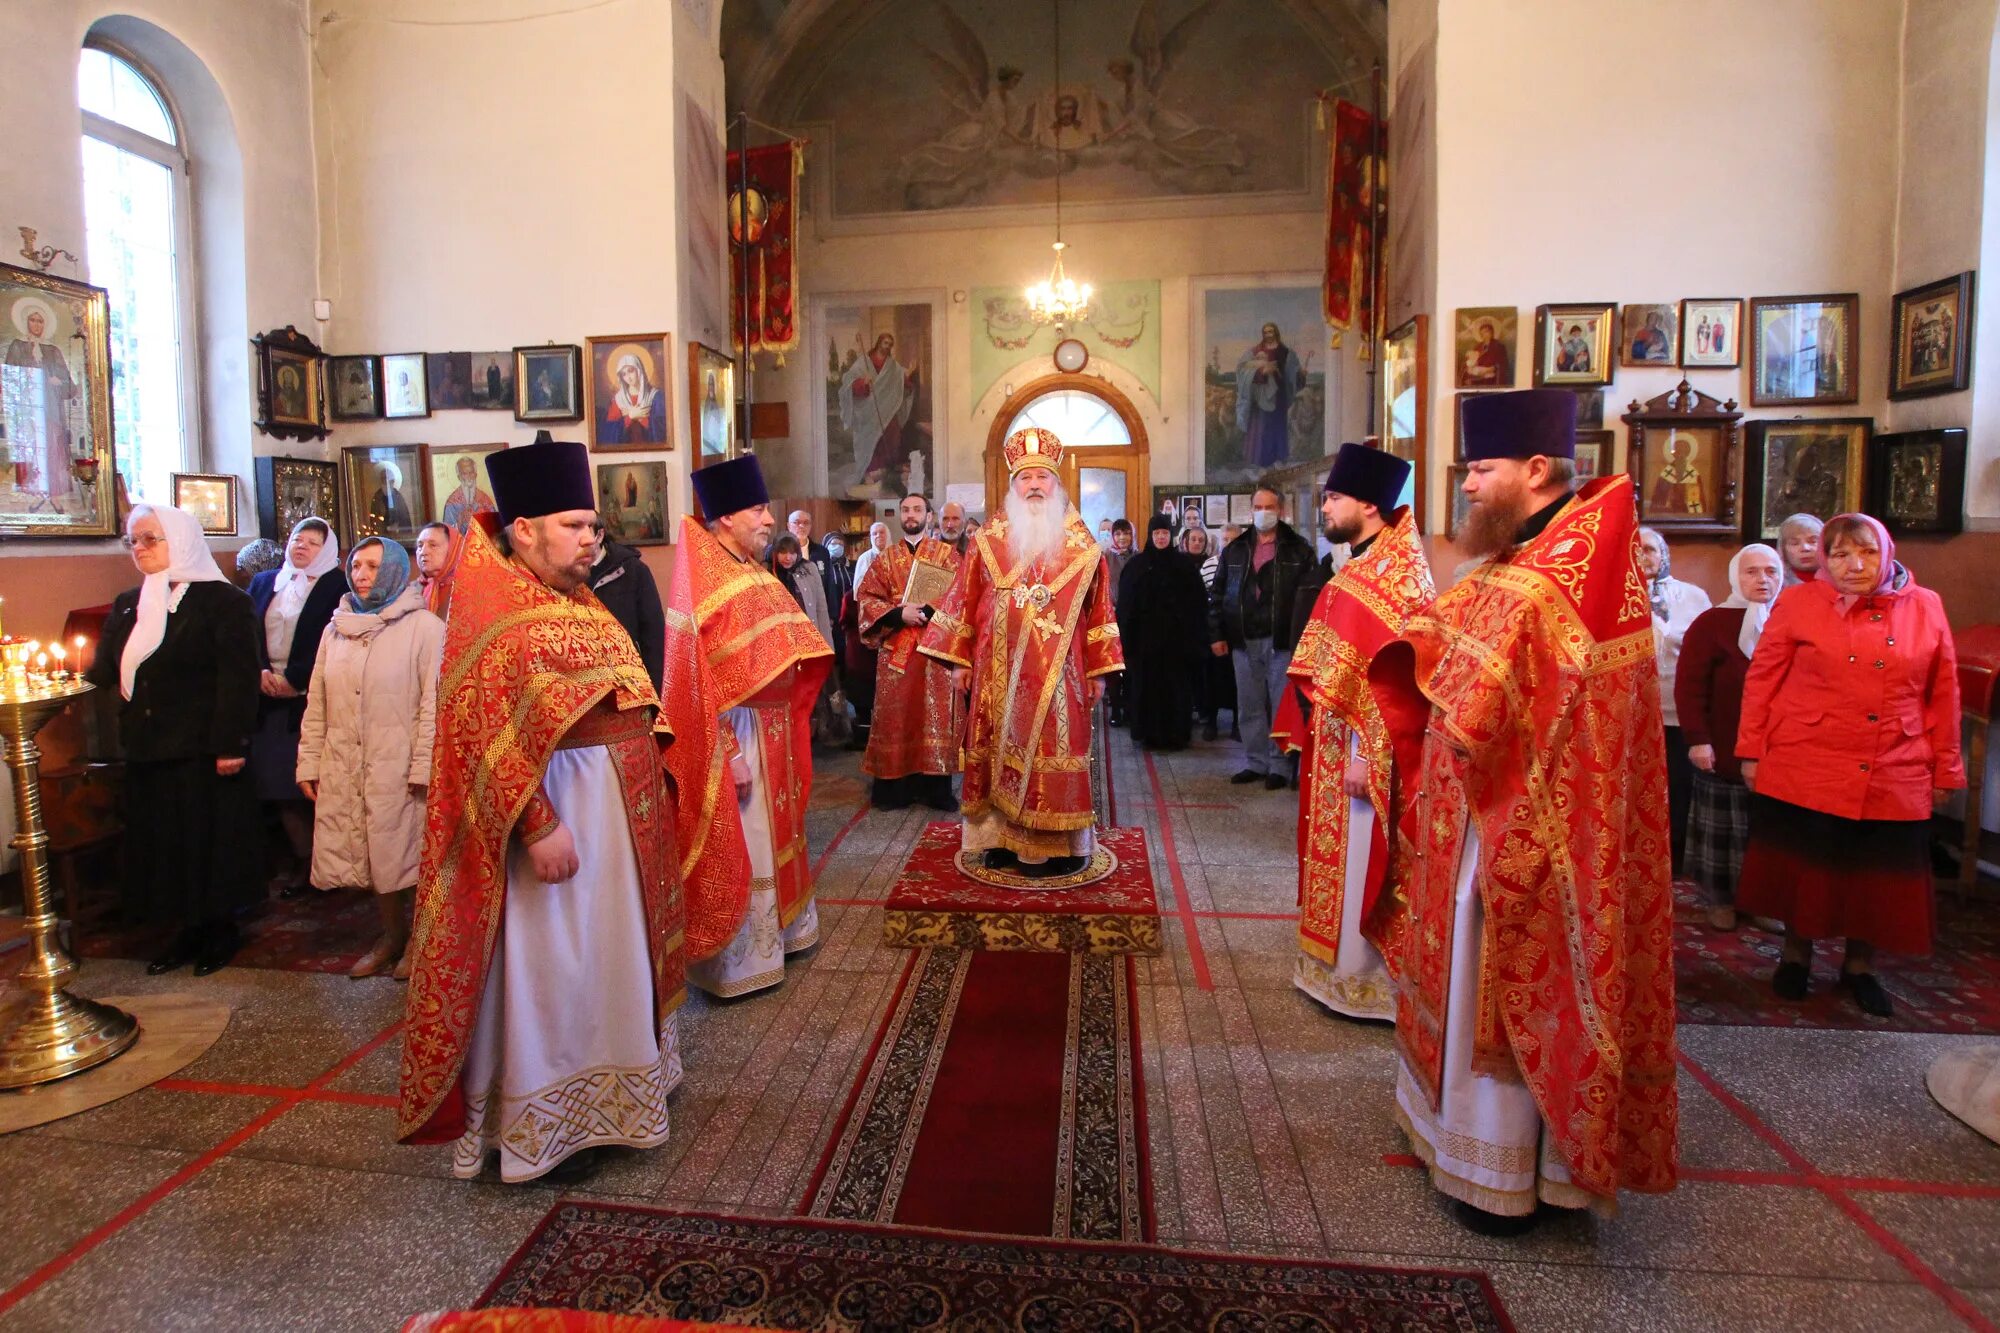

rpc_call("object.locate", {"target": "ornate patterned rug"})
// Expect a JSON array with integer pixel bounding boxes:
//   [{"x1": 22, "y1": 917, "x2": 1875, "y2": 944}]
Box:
[
  {"x1": 802, "y1": 947, "x2": 1151, "y2": 1241},
  {"x1": 882, "y1": 823, "x2": 1161, "y2": 954},
  {"x1": 479, "y1": 1206, "x2": 1516, "y2": 1332},
  {"x1": 1674, "y1": 883, "x2": 2000, "y2": 1033}
]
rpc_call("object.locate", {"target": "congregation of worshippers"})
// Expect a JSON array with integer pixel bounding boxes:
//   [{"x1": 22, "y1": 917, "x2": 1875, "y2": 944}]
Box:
[{"x1": 71, "y1": 380, "x2": 1968, "y2": 1230}]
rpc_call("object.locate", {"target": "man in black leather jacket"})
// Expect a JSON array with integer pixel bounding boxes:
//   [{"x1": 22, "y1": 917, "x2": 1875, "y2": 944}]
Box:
[{"x1": 1206, "y1": 486, "x2": 1316, "y2": 789}]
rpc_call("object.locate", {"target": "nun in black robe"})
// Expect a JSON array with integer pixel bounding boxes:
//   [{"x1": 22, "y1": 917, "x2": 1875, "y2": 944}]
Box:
[{"x1": 1115, "y1": 515, "x2": 1209, "y2": 751}]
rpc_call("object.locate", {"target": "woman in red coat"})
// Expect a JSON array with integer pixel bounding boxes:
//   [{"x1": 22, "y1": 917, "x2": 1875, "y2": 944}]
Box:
[
  {"x1": 1676, "y1": 542, "x2": 1782, "y2": 931},
  {"x1": 1735, "y1": 514, "x2": 1964, "y2": 1016}
]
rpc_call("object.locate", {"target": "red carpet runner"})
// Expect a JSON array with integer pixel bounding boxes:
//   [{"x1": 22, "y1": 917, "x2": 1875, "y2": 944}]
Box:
[
  {"x1": 802, "y1": 947, "x2": 1150, "y2": 1241},
  {"x1": 478, "y1": 1205, "x2": 1515, "y2": 1332},
  {"x1": 881, "y1": 823, "x2": 1161, "y2": 954}
]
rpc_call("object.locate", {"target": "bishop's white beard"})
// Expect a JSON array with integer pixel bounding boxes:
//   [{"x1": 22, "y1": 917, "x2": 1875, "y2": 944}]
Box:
[{"x1": 1004, "y1": 481, "x2": 1071, "y2": 565}]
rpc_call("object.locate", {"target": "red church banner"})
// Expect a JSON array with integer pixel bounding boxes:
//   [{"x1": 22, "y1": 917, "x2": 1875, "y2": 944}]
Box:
[
  {"x1": 727, "y1": 141, "x2": 801, "y2": 360},
  {"x1": 1323, "y1": 99, "x2": 1378, "y2": 356}
]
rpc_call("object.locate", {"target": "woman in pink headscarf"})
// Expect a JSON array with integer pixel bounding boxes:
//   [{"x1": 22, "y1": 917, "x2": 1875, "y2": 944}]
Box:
[{"x1": 1734, "y1": 513, "x2": 1964, "y2": 1017}]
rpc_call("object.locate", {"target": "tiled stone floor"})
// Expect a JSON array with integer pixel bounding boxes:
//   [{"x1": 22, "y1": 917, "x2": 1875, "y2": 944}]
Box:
[{"x1": 2, "y1": 732, "x2": 1996, "y2": 1331}]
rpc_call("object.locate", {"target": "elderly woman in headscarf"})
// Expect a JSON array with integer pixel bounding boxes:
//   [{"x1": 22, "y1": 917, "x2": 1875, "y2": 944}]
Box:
[
  {"x1": 1638, "y1": 526, "x2": 1713, "y2": 874},
  {"x1": 1777, "y1": 512, "x2": 1824, "y2": 587},
  {"x1": 413, "y1": 520, "x2": 464, "y2": 620},
  {"x1": 86, "y1": 504, "x2": 262, "y2": 975},
  {"x1": 1736, "y1": 514, "x2": 1964, "y2": 1016},
  {"x1": 1675, "y1": 543, "x2": 1783, "y2": 931},
  {"x1": 247, "y1": 517, "x2": 347, "y2": 894},
  {"x1": 232, "y1": 537, "x2": 284, "y2": 587},
  {"x1": 295, "y1": 537, "x2": 444, "y2": 979}
]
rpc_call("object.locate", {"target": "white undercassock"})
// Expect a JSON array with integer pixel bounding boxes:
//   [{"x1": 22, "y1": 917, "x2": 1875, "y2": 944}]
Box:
[
  {"x1": 454, "y1": 744, "x2": 682, "y2": 1183},
  {"x1": 1392, "y1": 823, "x2": 1603, "y2": 1218},
  {"x1": 687, "y1": 704, "x2": 818, "y2": 997},
  {"x1": 1293, "y1": 732, "x2": 1392, "y2": 1021}
]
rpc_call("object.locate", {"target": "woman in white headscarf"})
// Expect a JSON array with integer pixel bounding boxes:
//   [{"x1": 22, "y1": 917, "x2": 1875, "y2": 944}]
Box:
[
  {"x1": 85, "y1": 504, "x2": 263, "y2": 975},
  {"x1": 247, "y1": 517, "x2": 347, "y2": 894},
  {"x1": 1638, "y1": 526, "x2": 1713, "y2": 875},
  {"x1": 1674, "y1": 544, "x2": 1783, "y2": 930}
]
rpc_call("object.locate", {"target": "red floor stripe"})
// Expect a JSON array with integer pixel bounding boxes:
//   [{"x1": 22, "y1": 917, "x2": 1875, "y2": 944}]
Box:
[
  {"x1": 1678, "y1": 1051, "x2": 1995, "y2": 1333},
  {"x1": 815, "y1": 897, "x2": 888, "y2": 908},
  {"x1": 1141, "y1": 752, "x2": 1213, "y2": 992},
  {"x1": 0, "y1": 1018, "x2": 405, "y2": 1316},
  {"x1": 811, "y1": 802, "x2": 872, "y2": 880},
  {"x1": 153, "y1": 1077, "x2": 398, "y2": 1110}
]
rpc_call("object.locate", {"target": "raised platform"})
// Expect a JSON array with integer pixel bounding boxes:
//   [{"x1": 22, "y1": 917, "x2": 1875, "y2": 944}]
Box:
[{"x1": 882, "y1": 823, "x2": 1162, "y2": 955}]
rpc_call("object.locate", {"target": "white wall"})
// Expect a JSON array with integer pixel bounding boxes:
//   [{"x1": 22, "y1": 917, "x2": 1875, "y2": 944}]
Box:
[
  {"x1": 0, "y1": 0, "x2": 318, "y2": 551},
  {"x1": 1429, "y1": 0, "x2": 1904, "y2": 533},
  {"x1": 758, "y1": 208, "x2": 1370, "y2": 504},
  {"x1": 311, "y1": 0, "x2": 688, "y2": 529}
]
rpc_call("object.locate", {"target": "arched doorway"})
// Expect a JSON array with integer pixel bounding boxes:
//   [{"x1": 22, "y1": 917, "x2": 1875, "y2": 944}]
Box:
[{"x1": 984, "y1": 375, "x2": 1150, "y2": 536}]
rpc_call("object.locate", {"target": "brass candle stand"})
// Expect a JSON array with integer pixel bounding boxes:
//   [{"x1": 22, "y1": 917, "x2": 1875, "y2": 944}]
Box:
[{"x1": 0, "y1": 660, "x2": 138, "y2": 1088}]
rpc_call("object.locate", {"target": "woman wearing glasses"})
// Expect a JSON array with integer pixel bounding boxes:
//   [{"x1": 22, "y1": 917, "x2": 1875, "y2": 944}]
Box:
[{"x1": 87, "y1": 504, "x2": 263, "y2": 975}]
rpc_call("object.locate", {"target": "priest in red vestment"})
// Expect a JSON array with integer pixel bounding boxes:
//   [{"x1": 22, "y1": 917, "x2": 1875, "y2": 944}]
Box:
[
  {"x1": 662, "y1": 455, "x2": 833, "y2": 997},
  {"x1": 1271, "y1": 443, "x2": 1433, "y2": 1022},
  {"x1": 919, "y1": 427, "x2": 1123, "y2": 877},
  {"x1": 1367, "y1": 389, "x2": 1678, "y2": 1233},
  {"x1": 857, "y1": 490, "x2": 963, "y2": 812},
  {"x1": 398, "y1": 438, "x2": 684, "y2": 1186}
]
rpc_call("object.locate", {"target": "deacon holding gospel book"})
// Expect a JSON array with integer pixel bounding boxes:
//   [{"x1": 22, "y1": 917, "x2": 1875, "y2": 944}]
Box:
[{"x1": 856, "y1": 491, "x2": 964, "y2": 811}]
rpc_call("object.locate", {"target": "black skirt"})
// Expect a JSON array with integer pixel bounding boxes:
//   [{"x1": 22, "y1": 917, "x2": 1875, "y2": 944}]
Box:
[
  {"x1": 121, "y1": 757, "x2": 262, "y2": 927},
  {"x1": 249, "y1": 697, "x2": 308, "y2": 802}
]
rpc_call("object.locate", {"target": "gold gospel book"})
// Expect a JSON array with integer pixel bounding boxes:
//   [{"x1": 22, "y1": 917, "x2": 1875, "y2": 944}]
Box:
[{"x1": 902, "y1": 557, "x2": 957, "y2": 608}]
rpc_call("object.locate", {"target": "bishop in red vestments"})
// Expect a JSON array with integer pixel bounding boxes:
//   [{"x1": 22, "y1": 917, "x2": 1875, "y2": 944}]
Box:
[
  {"x1": 1368, "y1": 390, "x2": 1678, "y2": 1233},
  {"x1": 919, "y1": 428, "x2": 1123, "y2": 877}
]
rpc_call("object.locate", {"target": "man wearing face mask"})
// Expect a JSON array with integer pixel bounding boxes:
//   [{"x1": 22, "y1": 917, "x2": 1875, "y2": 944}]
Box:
[{"x1": 1208, "y1": 485, "x2": 1316, "y2": 788}]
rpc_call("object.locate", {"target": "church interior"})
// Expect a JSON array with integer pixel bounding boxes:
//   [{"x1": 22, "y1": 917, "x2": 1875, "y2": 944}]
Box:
[{"x1": 3, "y1": 0, "x2": 2000, "y2": 1329}]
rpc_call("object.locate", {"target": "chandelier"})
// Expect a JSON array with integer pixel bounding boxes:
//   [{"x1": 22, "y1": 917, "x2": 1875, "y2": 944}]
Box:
[{"x1": 1024, "y1": 0, "x2": 1090, "y2": 326}]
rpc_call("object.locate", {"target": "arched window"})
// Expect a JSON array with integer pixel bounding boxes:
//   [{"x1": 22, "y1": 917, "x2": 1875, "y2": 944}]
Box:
[
  {"x1": 1003, "y1": 388, "x2": 1132, "y2": 448},
  {"x1": 79, "y1": 43, "x2": 197, "y2": 504}
]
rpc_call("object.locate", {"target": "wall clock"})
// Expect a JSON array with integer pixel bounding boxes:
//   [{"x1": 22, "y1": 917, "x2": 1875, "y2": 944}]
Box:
[{"x1": 1053, "y1": 337, "x2": 1089, "y2": 373}]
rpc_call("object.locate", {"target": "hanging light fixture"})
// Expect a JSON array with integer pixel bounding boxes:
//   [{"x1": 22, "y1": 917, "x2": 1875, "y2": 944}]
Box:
[{"x1": 1025, "y1": 0, "x2": 1091, "y2": 326}]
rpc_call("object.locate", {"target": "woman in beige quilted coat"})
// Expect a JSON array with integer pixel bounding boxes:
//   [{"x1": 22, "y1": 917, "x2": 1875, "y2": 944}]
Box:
[{"x1": 297, "y1": 537, "x2": 444, "y2": 978}]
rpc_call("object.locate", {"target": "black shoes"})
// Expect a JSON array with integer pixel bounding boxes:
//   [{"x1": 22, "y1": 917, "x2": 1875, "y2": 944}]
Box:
[
  {"x1": 146, "y1": 944, "x2": 196, "y2": 975},
  {"x1": 1265, "y1": 774, "x2": 1288, "y2": 792},
  {"x1": 1772, "y1": 960, "x2": 1810, "y2": 1001},
  {"x1": 1450, "y1": 1200, "x2": 1541, "y2": 1237},
  {"x1": 1841, "y1": 970, "x2": 1894, "y2": 1017},
  {"x1": 544, "y1": 1147, "x2": 604, "y2": 1187},
  {"x1": 983, "y1": 849, "x2": 1020, "y2": 871},
  {"x1": 922, "y1": 793, "x2": 960, "y2": 813},
  {"x1": 1229, "y1": 769, "x2": 1263, "y2": 785}
]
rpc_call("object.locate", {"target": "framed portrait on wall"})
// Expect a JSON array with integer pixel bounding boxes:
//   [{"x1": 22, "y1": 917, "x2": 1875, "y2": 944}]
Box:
[
  {"x1": 689, "y1": 341, "x2": 738, "y2": 468},
  {"x1": 0, "y1": 261, "x2": 118, "y2": 537},
  {"x1": 596, "y1": 460, "x2": 670, "y2": 545},
  {"x1": 254, "y1": 325, "x2": 328, "y2": 442},
  {"x1": 426, "y1": 442, "x2": 505, "y2": 531},
  {"x1": 1868, "y1": 428, "x2": 1966, "y2": 535},
  {"x1": 587, "y1": 333, "x2": 672, "y2": 450},
  {"x1": 467, "y1": 350, "x2": 515, "y2": 410},
  {"x1": 1204, "y1": 494, "x2": 1229, "y2": 527},
  {"x1": 1572, "y1": 387, "x2": 1605, "y2": 430},
  {"x1": 339, "y1": 443, "x2": 430, "y2": 546},
  {"x1": 255, "y1": 456, "x2": 338, "y2": 540},
  {"x1": 1620, "y1": 303, "x2": 1678, "y2": 367},
  {"x1": 1453, "y1": 307, "x2": 1516, "y2": 388},
  {"x1": 381, "y1": 352, "x2": 430, "y2": 419},
  {"x1": 1573, "y1": 430, "x2": 1612, "y2": 482},
  {"x1": 1622, "y1": 382, "x2": 1742, "y2": 535},
  {"x1": 1888, "y1": 272, "x2": 1974, "y2": 400},
  {"x1": 514, "y1": 344, "x2": 583, "y2": 422},
  {"x1": 1533, "y1": 303, "x2": 1614, "y2": 387},
  {"x1": 172, "y1": 473, "x2": 237, "y2": 535},
  {"x1": 329, "y1": 355, "x2": 383, "y2": 421},
  {"x1": 1742, "y1": 417, "x2": 1870, "y2": 541},
  {"x1": 1679, "y1": 298, "x2": 1742, "y2": 369},
  {"x1": 1749, "y1": 293, "x2": 1859, "y2": 406},
  {"x1": 425, "y1": 352, "x2": 472, "y2": 411}
]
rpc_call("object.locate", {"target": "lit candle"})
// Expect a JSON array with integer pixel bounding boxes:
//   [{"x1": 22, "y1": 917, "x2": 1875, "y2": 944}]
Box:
[
  {"x1": 52, "y1": 644, "x2": 67, "y2": 678},
  {"x1": 33, "y1": 652, "x2": 48, "y2": 677}
]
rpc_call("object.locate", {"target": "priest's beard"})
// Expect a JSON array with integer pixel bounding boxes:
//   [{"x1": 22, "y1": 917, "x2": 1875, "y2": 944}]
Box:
[
  {"x1": 1004, "y1": 482, "x2": 1071, "y2": 566},
  {"x1": 1323, "y1": 516, "x2": 1362, "y2": 546},
  {"x1": 1458, "y1": 477, "x2": 1535, "y2": 558}
]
